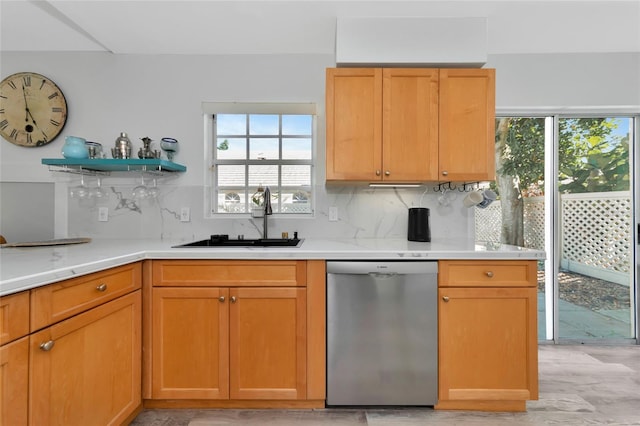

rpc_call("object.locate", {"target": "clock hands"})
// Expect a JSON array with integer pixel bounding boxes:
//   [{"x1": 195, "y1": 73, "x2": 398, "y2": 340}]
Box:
[{"x1": 22, "y1": 84, "x2": 47, "y2": 140}]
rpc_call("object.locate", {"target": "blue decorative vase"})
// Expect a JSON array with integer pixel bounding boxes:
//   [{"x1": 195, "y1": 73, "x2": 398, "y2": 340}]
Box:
[{"x1": 62, "y1": 136, "x2": 89, "y2": 159}]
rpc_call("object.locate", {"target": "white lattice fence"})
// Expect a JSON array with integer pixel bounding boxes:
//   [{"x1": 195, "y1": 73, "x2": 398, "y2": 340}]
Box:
[
  {"x1": 475, "y1": 191, "x2": 632, "y2": 285},
  {"x1": 474, "y1": 196, "x2": 544, "y2": 250},
  {"x1": 561, "y1": 191, "x2": 631, "y2": 284}
]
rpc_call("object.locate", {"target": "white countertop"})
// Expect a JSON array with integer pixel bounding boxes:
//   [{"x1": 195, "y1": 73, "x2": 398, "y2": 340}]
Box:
[{"x1": 0, "y1": 238, "x2": 545, "y2": 296}]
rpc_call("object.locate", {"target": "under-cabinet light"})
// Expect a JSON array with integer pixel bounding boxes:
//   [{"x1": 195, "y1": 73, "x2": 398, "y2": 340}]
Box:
[{"x1": 368, "y1": 183, "x2": 422, "y2": 188}]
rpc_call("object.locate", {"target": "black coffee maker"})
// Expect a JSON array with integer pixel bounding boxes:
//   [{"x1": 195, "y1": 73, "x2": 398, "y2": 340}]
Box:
[{"x1": 407, "y1": 208, "x2": 431, "y2": 242}]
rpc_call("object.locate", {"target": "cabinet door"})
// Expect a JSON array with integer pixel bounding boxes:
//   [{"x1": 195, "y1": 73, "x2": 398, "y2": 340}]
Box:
[
  {"x1": 383, "y1": 68, "x2": 439, "y2": 182},
  {"x1": 229, "y1": 287, "x2": 306, "y2": 400},
  {"x1": 326, "y1": 68, "x2": 382, "y2": 181},
  {"x1": 152, "y1": 287, "x2": 229, "y2": 399},
  {"x1": 1, "y1": 337, "x2": 28, "y2": 426},
  {"x1": 438, "y1": 287, "x2": 538, "y2": 411},
  {"x1": 439, "y1": 69, "x2": 495, "y2": 182},
  {"x1": 29, "y1": 291, "x2": 141, "y2": 426}
]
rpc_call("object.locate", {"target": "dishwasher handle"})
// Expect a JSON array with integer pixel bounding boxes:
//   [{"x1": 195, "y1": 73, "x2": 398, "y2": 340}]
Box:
[{"x1": 327, "y1": 261, "x2": 437, "y2": 275}]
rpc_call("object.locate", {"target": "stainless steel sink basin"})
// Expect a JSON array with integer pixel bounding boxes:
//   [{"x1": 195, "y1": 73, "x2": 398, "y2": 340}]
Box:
[{"x1": 173, "y1": 235, "x2": 303, "y2": 248}]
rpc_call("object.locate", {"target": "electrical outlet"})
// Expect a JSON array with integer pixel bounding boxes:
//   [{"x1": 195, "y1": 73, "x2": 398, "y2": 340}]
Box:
[
  {"x1": 180, "y1": 207, "x2": 191, "y2": 222},
  {"x1": 329, "y1": 206, "x2": 338, "y2": 222},
  {"x1": 98, "y1": 207, "x2": 109, "y2": 222}
]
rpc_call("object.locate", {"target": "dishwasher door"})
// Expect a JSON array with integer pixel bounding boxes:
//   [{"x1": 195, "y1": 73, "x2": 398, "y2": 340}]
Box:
[{"x1": 326, "y1": 261, "x2": 438, "y2": 406}]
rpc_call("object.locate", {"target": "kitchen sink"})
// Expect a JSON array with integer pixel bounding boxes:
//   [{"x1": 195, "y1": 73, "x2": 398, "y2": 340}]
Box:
[{"x1": 173, "y1": 234, "x2": 303, "y2": 248}]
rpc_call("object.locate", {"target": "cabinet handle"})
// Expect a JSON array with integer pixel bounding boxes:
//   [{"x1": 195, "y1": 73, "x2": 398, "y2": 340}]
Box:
[
  {"x1": 231, "y1": 296, "x2": 237, "y2": 303},
  {"x1": 40, "y1": 340, "x2": 55, "y2": 351},
  {"x1": 219, "y1": 296, "x2": 225, "y2": 302},
  {"x1": 96, "y1": 283, "x2": 107, "y2": 292},
  {"x1": 385, "y1": 170, "x2": 390, "y2": 176},
  {"x1": 375, "y1": 170, "x2": 381, "y2": 176},
  {"x1": 442, "y1": 296, "x2": 450, "y2": 302},
  {"x1": 486, "y1": 271, "x2": 494, "y2": 278},
  {"x1": 441, "y1": 170, "x2": 448, "y2": 176}
]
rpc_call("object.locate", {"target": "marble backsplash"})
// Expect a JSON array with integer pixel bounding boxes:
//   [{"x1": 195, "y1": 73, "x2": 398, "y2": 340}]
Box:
[{"x1": 66, "y1": 182, "x2": 474, "y2": 243}]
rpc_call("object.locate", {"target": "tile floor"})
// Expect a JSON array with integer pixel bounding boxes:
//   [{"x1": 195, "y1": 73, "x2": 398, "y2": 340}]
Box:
[{"x1": 130, "y1": 345, "x2": 640, "y2": 425}]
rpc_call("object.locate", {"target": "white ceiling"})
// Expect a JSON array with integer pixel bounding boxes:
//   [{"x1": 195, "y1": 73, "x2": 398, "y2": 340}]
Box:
[{"x1": 1, "y1": 0, "x2": 639, "y2": 55}]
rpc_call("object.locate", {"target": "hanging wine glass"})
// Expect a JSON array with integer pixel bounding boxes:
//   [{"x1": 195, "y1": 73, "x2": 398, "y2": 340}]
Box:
[
  {"x1": 132, "y1": 174, "x2": 149, "y2": 201},
  {"x1": 147, "y1": 178, "x2": 160, "y2": 199},
  {"x1": 160, "y1": 137, "x2": 179, "y2": 161},
  {"x1": 69, "y1": 174, "x2": 90, "y2": 199},
  {"x1": 89, "y1": 177, "x2": 109, "y2": 201}
]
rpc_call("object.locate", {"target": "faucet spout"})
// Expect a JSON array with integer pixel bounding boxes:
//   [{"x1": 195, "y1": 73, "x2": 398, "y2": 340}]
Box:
[{"x1": 263, "y1": 186, "x2": 273, "y2": 239}]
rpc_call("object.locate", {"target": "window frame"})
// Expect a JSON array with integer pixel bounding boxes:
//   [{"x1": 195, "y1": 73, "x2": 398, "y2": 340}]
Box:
[{"x1": 203, "y1": 102, "x2": 316, "y2": 218}]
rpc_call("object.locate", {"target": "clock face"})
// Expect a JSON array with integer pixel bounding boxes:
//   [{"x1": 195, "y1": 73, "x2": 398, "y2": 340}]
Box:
[{"x1": 0, "y1": 72, "x2": 68, "y2": 147}]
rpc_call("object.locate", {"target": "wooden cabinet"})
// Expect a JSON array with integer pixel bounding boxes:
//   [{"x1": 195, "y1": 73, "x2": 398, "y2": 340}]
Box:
[
  {"x1": 326, "y1": 67, "x2": 495, "y2": 183},
  {"x1": 438, "y1": 69, "x2": 495, "y2": 181},
  {"x1": 29, "y1": 290, "x2": 142, "y2": 426},
  {"x1": 146, "y1": 260, "x2": 325, "y2": 408},
  {"x1": 0, "y1": 290, "x2": 30, "y2": 425},
  {"x1": 1, "y1": 337, "x2": 29, "y2": 426},
  {"x1": 436, "y1": 260, "x2": 538, "y2": 412}
]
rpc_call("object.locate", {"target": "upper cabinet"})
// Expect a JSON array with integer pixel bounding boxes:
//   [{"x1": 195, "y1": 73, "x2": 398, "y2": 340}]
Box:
[
  {"x1": 325, "y1": 67, "x2": 495, "y2": 183},
  {"x1": 438, "y1": 69, "x2": 495, "y2": 182}
]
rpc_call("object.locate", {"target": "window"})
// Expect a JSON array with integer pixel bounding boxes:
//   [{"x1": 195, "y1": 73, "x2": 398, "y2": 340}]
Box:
[{"x1": 204, "y1": 103, "x2": 315, "y2": 215}]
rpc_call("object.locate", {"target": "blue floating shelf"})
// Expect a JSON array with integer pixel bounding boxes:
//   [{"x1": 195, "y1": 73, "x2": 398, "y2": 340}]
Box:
[{"x1": 42, "y1": 158, "x2": 186, "y2": 173}]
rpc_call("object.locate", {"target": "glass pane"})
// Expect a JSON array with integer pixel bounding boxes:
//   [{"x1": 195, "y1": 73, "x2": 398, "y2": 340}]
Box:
[
  {"x1": 216, "y1": 138, "x2": 246, "y2": 160},
  {"x1": 248, "y1": 165, "x2": 278, "y2": 187},
  {"x1": 249, "y1": 114, "x2": 279, "y2": 135},
  {"x1": 250, "y1": 138, "x2": 279, "y2": 160},
  {"x1": 281, "y1": 189, "x2": 311, "y2": 214},
  {"x1": 558, "y1": 117, "x2": 633, "y2": 340},
  {"x1": 479, "y1": 117, "x2": 549, "y2": 340},
  {"x1": 283, "y1": 138, "x2": 312, "y2": 159},
  {"x1": 282, "y1": 165, "x2": 311, "y2": 186},
  {"x1": 218, "y1": 190, "x2": 246, "y2": 213},
  {"x1": 217, "y1": 165, "x2": 245, "y2": 186},
  {"x1": 217, "y1": 114, "x2": 246, "y2": 135},
  {"x1": 282, "y1": 115, "x2": 312, "y2": 135}
]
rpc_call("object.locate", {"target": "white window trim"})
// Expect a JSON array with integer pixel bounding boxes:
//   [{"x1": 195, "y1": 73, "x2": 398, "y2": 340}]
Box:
[{"x1": 202, "y1": 102, "x2": 317, "y2": 219}]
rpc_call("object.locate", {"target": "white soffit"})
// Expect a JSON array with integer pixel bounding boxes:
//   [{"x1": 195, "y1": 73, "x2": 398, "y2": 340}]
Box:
[{"x1": 336, "y1": 16, "x2": 488, "y2": 67}]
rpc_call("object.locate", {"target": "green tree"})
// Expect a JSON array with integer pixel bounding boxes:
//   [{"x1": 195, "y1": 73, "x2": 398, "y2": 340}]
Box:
[{"x1": 494, "y1": 117, "x2": 628, "y2": 246}]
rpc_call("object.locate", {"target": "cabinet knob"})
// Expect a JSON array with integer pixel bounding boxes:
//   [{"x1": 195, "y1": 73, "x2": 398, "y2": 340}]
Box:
[
  {"x1": 442, "y1": 296, "x2": 450, "y2": 302},
  {"x1": 441, "y1": 171, "x2": 448, "y2": 176},
  {"x1": 219, "y1": 296, "x2": 225, "y2": 302},
  {"x1": 384, "y1": 170, "x2": 390, "y2": 176},
  {"x1": 486, "y1": 271, "x2": 494, "y2": 278},
  {"x1": 96, "y1": 283, "x2": 107, "y2": 292},
  {"x1": 375, "y1": 170, "x2": 381, "y2": 176},
  {"x1": 40, "y1": 340, "x2": 55, "y2": 351},
  {"x1": 231, "y1": 296, "x2": 237, "y2": 303}
]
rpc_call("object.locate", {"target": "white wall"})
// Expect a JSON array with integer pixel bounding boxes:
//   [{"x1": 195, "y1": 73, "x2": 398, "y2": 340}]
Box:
[{"x1": 1, "y1": 51, "x2": 638, "y2": 242}]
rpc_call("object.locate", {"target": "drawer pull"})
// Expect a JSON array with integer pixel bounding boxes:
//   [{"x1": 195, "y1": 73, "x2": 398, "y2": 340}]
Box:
[
  {"x1": 219, "y1": 296, "x2": 225, "y2": 302},
  {"x1": 96, "y1": 283, "x2": 108, "y2": 292},
  {"x1": 486, "y1": 271, "x2": 494, "y2": 278},
  {"x1": 442, "y1": 296, "x2": 450, "y2": 302},
  {"x1": 385, "y1": 170, "x2": 390, "y2": 176},
  {"x1": 441, "y1": 170, "x2": 448, "y2": 176},
  {"x1": 40, "y1": 340, "x2": 55, "y2": 351},
  {"x1": 375, "y1": 170, "x2": 381, "y2": 176},
  {"x1": 231, "y1": 296, "x2": 237, "y2": 303}
]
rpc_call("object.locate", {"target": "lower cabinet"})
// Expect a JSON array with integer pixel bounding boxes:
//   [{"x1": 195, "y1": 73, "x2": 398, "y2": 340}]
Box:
[
  {"x1": 145, "y1": 260, "x2": 326, "y2": 407},
  {"x1": 152, "y1": 286, "x2": 306, "y2": 400},
  {"x1": 436, "y1": 260, "x2": 538, "y2": 412},
  {"x1": 1, "y1": 337, "x2": 29, "y2": 425},
  {"x1": 29, "y1": 291, "x2": 142, "y2": 425}
]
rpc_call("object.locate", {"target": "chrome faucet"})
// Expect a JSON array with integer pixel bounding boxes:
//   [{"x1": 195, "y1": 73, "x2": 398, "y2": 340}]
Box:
[{"x1": 263, "y1": 186, "x2": 273, "y2": 239}]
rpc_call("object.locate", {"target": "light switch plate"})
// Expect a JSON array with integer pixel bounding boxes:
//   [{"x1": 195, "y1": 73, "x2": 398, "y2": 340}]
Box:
[
  {"x1": 180, "y1": 207, "x2": 191, "y2": 222},
  {"x1": 98, "y1": 207, "x2": 109, "y2": 222},
  {"x1": 329, "y1": 206, "x2": 338, "y2": 222}
]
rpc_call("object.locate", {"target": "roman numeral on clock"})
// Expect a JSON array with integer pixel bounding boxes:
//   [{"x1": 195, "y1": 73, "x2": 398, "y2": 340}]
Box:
[
  {"x1": 48, "y1": 92, "x2": 59, "y2": 100},
  {"x1": 50, "y1": 119, "x2": 61, "y2": 127}
]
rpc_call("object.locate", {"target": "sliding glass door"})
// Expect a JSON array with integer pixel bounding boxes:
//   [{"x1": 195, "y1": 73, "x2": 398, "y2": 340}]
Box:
[{"x1": 477, "y1": 114, "x2": 637, "y2": 342}]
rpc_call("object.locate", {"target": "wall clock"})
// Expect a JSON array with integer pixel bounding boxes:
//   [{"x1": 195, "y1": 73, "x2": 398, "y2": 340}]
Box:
[{"x1": 0, "y1": 72, "x2": 68, "y2": 147}]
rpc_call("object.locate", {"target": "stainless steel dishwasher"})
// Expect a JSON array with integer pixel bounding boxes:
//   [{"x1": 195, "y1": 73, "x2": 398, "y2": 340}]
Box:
[{"x1": 326, "y1": 261, "x2": 438, "y2": 406}]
